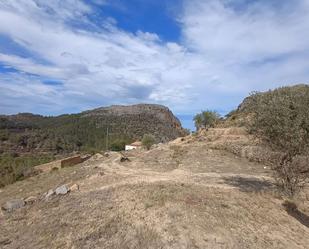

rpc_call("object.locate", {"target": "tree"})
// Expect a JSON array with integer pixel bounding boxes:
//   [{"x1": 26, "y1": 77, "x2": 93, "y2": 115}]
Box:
[
  {"x1": 142, "y1": 134, "x2": 155, "y2": 150},
  {"x1": 247, "y1": 85, "x2": 309, "y2": 196},
  {"x1": 193, "y1": 114, "x2": 203, "y2": 131},
  {"x1": 193, "y1": 110, "x2": 220, "y2": 131}
]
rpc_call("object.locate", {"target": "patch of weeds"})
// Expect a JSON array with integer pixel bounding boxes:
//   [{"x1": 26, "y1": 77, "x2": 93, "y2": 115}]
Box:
[
  {"x1": 170, "y1": 145, "x2": 186, "y2": 166},
  {"x1": 144, "y1": 201, "x2": 154, "y2": 209},
  {"x1": 220, "y1": 203, "x2": 230, "y2": 209},
  {"x1": 168, "y1": 207, "x2": 182, "y2": 219},
  {"x1": 133, "y1": 225, "x2": 163, "y2": 249},
  {"x1": 51, "y1": 167, "x2": 59, "y2": 172},
  {"x1": 75, "y1": 213, "x2": 163, "y2": 249}
]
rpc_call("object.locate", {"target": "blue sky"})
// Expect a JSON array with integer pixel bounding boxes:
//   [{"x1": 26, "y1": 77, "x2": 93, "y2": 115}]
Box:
[{"x1": 0, "y1": 0, "x2": 309, "y2": 130}]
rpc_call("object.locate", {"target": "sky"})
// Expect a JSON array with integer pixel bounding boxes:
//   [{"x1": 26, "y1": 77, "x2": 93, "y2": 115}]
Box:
[{"x1": 0, "y1": 0, "x2": 309, "y2": 130}]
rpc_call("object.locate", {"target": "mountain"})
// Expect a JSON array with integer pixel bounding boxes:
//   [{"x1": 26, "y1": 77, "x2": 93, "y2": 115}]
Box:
[{"x1": 0, "y1": 104, "x2": 187, "y2": 155}]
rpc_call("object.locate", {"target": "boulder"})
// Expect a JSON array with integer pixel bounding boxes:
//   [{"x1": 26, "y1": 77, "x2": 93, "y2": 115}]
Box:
[
  {"x1": 120, "y1": 156, "x2": 130, "y2": 162},
  {"x1": 22, "y1": 168, "x2": 40, "y2": 178},
  {"x1": 44, "y1": 189, "x2": 55, "y2": 200},
  {"x1": 55, "y1": 185, "x2": 69, "y2": 195},
  {"x1": 2, "y1": 199, "x2": 25, "y2": 212},
  {"x1": 24, "y1": 196, "x2": 37, "y2": 205},
  {"x1": 69, "y1": 184, "x2": 79, "y2": 192}
]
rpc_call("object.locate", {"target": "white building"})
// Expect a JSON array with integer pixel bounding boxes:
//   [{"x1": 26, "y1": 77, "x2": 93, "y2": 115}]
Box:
[{"x1": 125, "y1": 141, "x2": 142, "y2": 151}]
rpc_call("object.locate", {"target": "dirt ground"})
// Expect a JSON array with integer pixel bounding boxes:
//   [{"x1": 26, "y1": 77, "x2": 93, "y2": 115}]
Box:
[{"x1": 1, "y1": 128, "x2": 309, "y2": 249}]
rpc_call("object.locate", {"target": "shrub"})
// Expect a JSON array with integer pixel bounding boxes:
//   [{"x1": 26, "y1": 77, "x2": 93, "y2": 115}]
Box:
[
  {"x1": 0, "y1": 129, "x2": 9, "y2": 141},
  {"x1": 193, "y1": 110, "x2": 220, "y2": 131},
  {"x1": 247, "y1": 85, "x2": 309, "y2": 196},
  {"x1": 110, "y1": 139, "x2": 126, "y2": 151},
  {"x1": 142, "y1": 134, "x2": 155, "y2": 150}
]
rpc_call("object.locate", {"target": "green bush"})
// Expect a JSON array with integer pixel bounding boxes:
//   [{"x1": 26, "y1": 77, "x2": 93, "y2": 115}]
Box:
[
  {"x1": 142, "y1": 134, "x2": 155, "y2": 150},
  {"x1": 110, "y1": 139, "x2": 127, "y2": 151},
  {"x1": 247, "y1": 85, "x2": 309, "y2": 196}
]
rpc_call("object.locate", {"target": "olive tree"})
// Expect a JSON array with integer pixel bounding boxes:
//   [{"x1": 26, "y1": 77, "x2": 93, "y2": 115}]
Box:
[
  {"x1": 142, "y1": 134, "x2": 156, "y2": 150},
  {"x1": 247, "y1": 85, "x2": 309, "y2": 196},
  {"x1": 193, "y1": 110, "x2": 220, "y2": 131}
]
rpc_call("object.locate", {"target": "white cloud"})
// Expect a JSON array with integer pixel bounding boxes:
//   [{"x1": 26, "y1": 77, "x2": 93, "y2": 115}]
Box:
[
  {"x1": 0, "y1": 0, "x2": 308, "y2": 120},
  {"x1": 179, "y1": 0, "x2": 309, "y2": 110}
]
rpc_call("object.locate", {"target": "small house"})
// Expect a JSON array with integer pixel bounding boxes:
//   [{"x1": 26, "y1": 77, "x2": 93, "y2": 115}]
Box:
[{"x1": 125, "y1": 141, "x2": 142, "y2": 151}]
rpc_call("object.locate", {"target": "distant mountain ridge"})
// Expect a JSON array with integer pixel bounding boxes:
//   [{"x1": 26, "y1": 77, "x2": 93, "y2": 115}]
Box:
[
  {"x1": 82, "y1": 104, "x2": 185, "y2": 140},
  {"x1": 0, "y1": 104, "x2": 187, "y2": 154}
]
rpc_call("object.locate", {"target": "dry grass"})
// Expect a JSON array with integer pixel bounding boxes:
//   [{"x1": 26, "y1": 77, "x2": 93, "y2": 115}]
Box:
[{"x1": 1, "y1": 128, "x2": 309, "y2": 249}]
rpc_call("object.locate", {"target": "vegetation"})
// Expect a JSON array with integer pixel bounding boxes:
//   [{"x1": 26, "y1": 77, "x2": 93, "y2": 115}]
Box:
[
  {"x1": 193, "y1": 110, "x2": 220, "y2": 131},
  {"x1": 110, "y1": 138, "x2": 131, "y2": 151},
  {"x1": 0, "y1": 105, "x2": 186, "y2": 187},
  {"x1": 0, "y1": 113, "x2": 136, "y2": 154},
  {"x1": 246, "y1": 85, "x2": 309, "y2": 196},
  {"x1": 0, "y1": 153, "x2": 55, "y2": 187},
  {"x1": 142, "y1": 134, "x2": 156, "y2": 150}
]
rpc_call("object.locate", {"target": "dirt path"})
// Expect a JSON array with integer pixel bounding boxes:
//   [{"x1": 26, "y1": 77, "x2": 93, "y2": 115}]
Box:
[{"x1": 80, "y1": 156, "x2": 274, "y2": 194}]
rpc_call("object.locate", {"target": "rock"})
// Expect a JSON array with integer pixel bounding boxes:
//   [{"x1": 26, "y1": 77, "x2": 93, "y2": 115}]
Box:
[
  {"x1": 24, "y1": 196, "x2": 37, "y2": 205},
  {"x1": 2, "y1": 199, "x2": 25, "y2": 212},
  {"x1": 120, "y1": 156, "x2": 130, "y2": 162},
  {"x1": 45, "y1": 189, "x2": 55, "y2": 199},
  {"x1": 69, "y1": 184, "x2": 79, "y2": 192},
  {"x1": 92, "y1": 153, "x2": 103, "y2": 160},
  {"x1": 55, "y1": 185, "x2": 69, "y2": 195},
  {"x1": 22, "y1": 167, "x2": 40, "y2": 178},
  {"x1": 0, "y1": 238, "x2": 11, "y2": 246},
  {"x1": 104, "y1": 152, "x2": 109, "y2": 157}
]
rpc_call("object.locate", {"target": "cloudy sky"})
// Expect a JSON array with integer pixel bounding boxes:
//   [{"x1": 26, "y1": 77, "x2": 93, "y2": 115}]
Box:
[{"x1": 0, "y1": 0, "x2": 309, "y2": 129}]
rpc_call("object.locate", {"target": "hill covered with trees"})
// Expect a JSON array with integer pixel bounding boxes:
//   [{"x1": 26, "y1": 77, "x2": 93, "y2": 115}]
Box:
[
  {"x1": 0, "y1": 104, "x2": 187, "y2": 186},
  {"x1": 0, "y1": 104, "x2": 186, "y2": 155}
]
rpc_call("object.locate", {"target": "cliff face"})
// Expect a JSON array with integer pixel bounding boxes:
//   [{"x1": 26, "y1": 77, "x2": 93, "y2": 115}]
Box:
[{"x1": 82, "y1": 104, "x2": 187, "y2": 142}]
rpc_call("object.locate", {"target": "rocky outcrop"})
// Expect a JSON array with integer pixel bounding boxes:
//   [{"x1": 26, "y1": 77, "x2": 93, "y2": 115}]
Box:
[{"x1": 82, "y1": 104, "x2": 187, "y2": 142}]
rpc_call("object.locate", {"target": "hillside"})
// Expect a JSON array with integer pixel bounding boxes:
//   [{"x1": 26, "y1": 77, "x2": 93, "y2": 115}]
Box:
[
  {"x1": 0, "y1": 104, "x2": 186, "y2": 154},
  {"x1": 1, "y1": 127, "x2": 308, "y2": 249},
  {"x1": 223, "y1": 84, "x2": 309, "y2": 128},
  {"x1": 1, "y1": 86, "x2": 308, "y2": 248},
  {"x1": 0, "y1": 104, "x2": 187, "y2": 187}
]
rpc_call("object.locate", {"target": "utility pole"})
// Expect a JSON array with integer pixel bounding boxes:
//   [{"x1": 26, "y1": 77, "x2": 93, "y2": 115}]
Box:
[{"x1": 106, "y1": 127, "x2": 109, "y2": 151}]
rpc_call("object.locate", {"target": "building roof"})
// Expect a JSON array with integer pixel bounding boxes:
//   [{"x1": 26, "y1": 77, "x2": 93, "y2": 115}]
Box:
[{"x1": 130, "y1": 141, "x2": 142, "y2": 146}]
